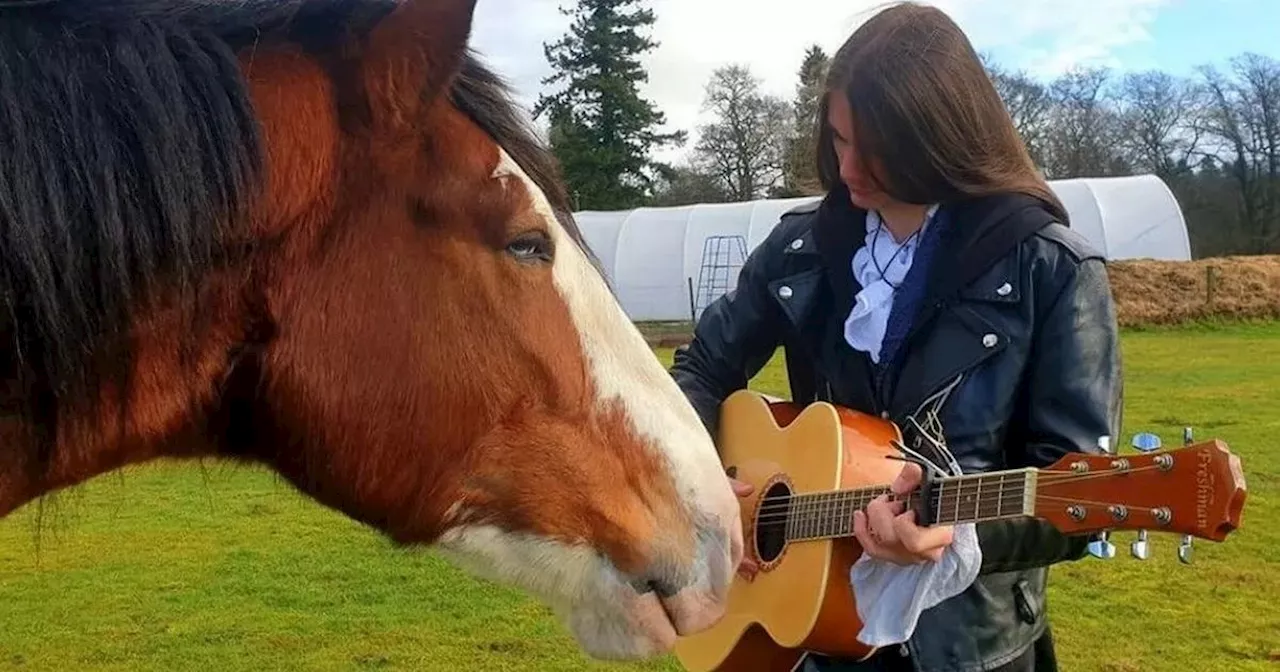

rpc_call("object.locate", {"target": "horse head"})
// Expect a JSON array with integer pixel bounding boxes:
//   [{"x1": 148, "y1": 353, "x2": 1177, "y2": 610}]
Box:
[{"x1": 0, "y1": 0, "x2": 740, "y2": 660}]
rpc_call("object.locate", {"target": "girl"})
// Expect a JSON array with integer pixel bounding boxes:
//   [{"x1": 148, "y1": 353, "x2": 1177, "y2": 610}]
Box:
[{"x1": 670, "y1": 3, "x2": 1123, "y2": 670}]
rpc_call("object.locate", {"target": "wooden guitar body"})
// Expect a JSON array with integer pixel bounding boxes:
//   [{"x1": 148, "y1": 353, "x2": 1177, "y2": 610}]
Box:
[
  {"x1": 673, "y1": 389, "x2": 1248, "y2": 672},
  {"x1": 673, "y1": 390, "x2": 904, "y2": 672}
]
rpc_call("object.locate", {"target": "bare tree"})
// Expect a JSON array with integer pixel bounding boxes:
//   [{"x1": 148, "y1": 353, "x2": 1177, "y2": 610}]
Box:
[
  {"x1": 692, "y1": 65, "x2": 793, "y2": 201},
  {"x1": 1196, "y1": 53, "x2": 1280, "y2": 252},
  {"x1": 649, "y1": 163, "x2": 731, "y2": 206},
  {"x1": 1042, "y1": 66, "x2": 1126, "y2": 178},
  {"x1": 637, "y1": 43, "x2": 1278, "y2": 255},
  {"x1": 983, "y1": 57, "x2": 1053, "y2": 170},
  {"x1": 1113, "y1": 71, "x2": 1204, "y2": 179}
]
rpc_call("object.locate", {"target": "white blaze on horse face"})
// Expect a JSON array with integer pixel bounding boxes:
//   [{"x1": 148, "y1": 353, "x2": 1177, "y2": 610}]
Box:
[
  {"x1": 489, "y1": 149, "x2": 735, "y2": 530},
  {"x1": 433, "y1": 149, "x2": 742, "y2": 656}
]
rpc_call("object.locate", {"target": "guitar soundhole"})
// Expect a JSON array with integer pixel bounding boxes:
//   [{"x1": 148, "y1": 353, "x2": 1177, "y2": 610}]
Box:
[{"x1": 756, "y1": 481, "x2": 792, "y2": 563}]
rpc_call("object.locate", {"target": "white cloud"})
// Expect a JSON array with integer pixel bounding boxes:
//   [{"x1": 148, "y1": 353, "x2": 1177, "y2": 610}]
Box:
[
  {"x1": 938, "y1": 0, "x2": 1170, "y2": 76},
  {"x1": 468, "y1": 0, "x2": 1172, "y2": 164}
]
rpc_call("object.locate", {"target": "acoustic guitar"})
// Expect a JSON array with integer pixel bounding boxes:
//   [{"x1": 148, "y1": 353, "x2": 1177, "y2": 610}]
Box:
[{"x1": 673, "y1": 389, "x2": 1247, "y2": 672}]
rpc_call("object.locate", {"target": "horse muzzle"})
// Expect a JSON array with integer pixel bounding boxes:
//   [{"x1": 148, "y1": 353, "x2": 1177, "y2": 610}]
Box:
[{"x1": 569, "y1": 514, "x2": 742, "y2": 660}]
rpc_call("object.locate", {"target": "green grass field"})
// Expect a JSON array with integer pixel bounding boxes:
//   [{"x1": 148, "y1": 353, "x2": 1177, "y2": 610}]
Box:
[{"x1": 1, "y1": 323, "x2": 1276, "y2": 671}]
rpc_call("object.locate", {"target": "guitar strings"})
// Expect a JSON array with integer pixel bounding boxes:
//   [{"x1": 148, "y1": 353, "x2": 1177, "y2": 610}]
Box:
[
  {"x1": 750, "y1": 464, "x2": 1167, "y2": 525},
  {"x1": 755, "y1": 487, "x2": 1159, "y2": 534},
  {"x1": 753, "y1": 479, "x2": 1138, "y2": 524},
  {"x1": 1033, "y1": 494, "x2": 1136, "y2": 508},
  {"x1": 752, "y1": 488, "x2": 1014, "y2": 519},
  {"x1": 752, "y1": 463, "x2": 1167, "y2": 517},
  {"x1": 771, "y1": 490, "x2": 1162, "y2": 529},
  {"x1": 750, "y1": 463, "x2": 1165, "y2": 517}
]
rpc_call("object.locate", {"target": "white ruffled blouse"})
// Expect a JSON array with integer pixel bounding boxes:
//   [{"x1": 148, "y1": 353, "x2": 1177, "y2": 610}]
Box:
[{"x1": 843, "y1": 204, "x2": 939, "y2": 363}]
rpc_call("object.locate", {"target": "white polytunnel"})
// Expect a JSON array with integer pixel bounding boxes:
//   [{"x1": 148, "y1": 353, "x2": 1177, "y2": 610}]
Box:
[{"x1": 573, "y1": 174, "x2": 1191, "y2": 322}]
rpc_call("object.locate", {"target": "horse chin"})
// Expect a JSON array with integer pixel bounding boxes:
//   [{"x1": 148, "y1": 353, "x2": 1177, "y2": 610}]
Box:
[
  {"x1": 563, "y1": 591, "x2": 677, "y2": 660},
  {"x1": 432, "y1": 522, "x2": 704, "y2": 660}
]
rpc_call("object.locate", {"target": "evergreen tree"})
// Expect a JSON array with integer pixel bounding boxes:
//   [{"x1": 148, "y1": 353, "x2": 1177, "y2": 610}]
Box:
[
  {"x1": 534, "y1": 0, "x2": 685, "y2": 210},
  {"x1": 780, "y1": 45, "x2": 830, "y2": 196}
]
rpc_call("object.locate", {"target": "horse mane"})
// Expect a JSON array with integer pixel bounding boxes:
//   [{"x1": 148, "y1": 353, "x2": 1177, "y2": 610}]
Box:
[{"x1": 0, "y1": 0, "x2": 583, "y2": 468}]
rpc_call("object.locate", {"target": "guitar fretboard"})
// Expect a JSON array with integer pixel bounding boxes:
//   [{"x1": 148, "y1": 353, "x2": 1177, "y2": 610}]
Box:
[{"x1": 771, "y1": 468, "x2": 1038, "y2": 542}]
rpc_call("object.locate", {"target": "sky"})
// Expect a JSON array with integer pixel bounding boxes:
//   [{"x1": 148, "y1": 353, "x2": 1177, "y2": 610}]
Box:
[{"x1": 467, "y1": 0, "x2": 1280, "y2": 164}]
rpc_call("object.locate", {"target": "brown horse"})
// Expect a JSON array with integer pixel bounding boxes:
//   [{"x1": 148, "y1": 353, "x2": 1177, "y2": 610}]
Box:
[{"x1": 0, "y1": 0, "x2": 742, "y2": 660}]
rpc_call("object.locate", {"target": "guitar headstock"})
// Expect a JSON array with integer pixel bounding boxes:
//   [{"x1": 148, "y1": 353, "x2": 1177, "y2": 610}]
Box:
[{"x1": 1034, "y1": 439, "x2": 1246, "y2": 543}]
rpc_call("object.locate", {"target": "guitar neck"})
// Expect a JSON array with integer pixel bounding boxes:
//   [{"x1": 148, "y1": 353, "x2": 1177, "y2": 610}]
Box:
[{"x1": 777, "y1": 468, "x2": 1037, "y2": 542}]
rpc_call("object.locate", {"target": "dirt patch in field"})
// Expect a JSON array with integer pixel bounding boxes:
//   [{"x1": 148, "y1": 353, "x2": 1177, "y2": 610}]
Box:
[{"x1": 1108, "y1": 255, "x2": 1280, "y2": 327}]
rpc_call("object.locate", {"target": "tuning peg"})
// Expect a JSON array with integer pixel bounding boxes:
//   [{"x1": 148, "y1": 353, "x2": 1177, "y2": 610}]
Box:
[
  {"x1": 1082, "y1": 436, "x2": 1118, "y2": 559},
  {"x1": 1178, "y1": 535, "x2": 1193, "y2": 564},
  {"x1": 1175, "y1": 429, "x2": 1193, "y2": 564},
  {"x1": 1084, "y1": 436, "x2": 1118, "y2": 559},
  {"x1": 1088, "y1": 531, "x2": 1117, "y2": 559},
  {"x1": 1130, "y1": 530, "x2": 1151, "y2": 560},
  {"x1": 1131, "y1": 432, "x2": 1163, "y2": 453}
]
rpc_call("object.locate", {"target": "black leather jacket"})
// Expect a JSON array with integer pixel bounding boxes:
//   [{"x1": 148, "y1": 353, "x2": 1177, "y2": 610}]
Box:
[{"x1": 670, "y1": 188, "x2": 1124, "y2": 672}]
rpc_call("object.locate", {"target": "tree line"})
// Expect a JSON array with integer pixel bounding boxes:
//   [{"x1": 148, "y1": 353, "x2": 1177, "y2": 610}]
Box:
[{"x1": 535, "y1": 0, "x2": 1277, "y2": 258}]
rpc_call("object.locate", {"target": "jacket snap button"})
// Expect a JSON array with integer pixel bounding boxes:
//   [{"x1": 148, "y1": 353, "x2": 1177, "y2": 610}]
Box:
[
  {"x1": 996, "y1": 282, "x2": 1012, "y2": 296},
  {"x1": 982, "y1": 333, "x2": 998, "y2": 348},
  {"x1": 790, "y1": 238, "x2": 804, "y2": 250},
  {"x1": 778, "y1": 286, "x2": 793, "y2": 299}
]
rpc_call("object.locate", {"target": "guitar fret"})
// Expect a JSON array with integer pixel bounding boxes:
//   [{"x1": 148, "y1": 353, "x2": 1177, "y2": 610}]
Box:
[
  {"x1": 829, "y1": 494, "x2": 838, "y2": 538},
  {"x1": 935, "y1": 481, "x2": 945, "y2": 524},
  {"x1": 983, "y1": 475, "x2": 994, "y2": 521},
  {"x1": 829, "y1": 493, "x2": 839, "y2": 537},
  {"x1": 796, "y1": 497, "x2": 806, "y2": 540},
  {"x1": 816, "y1": 494, "x2": 824, "y2": 539},
  {"x1": 953, "y1": 478, "x2": 961, "y2": 523},
  {"x1": 791, "y1": 498, "x2": 800, "y2": 540},
  {"x1": 998, "y1": 471, "x2": 1008, "y2": 519},
  {"x1": 808, "y1": 495, "x2": 817, "y2": 539},
  {"x1": 793, "y1": 498, "x2": 801, "y2": 540},
  {"x1": 805, "y1": 494, "x2": 815, "y2": 539},
  {"x1": 995, "y1": 472, "x2": 1004, "y2": 519},
  {"x1": 807, "y1": 496, "x2": 816, "y2": 540},
  {"x1": 840, "y1": 493, "x2": 848, "y2": 537},
  {"x1": 825, "y1": 494, "x2": 835, "y2": 538},
  {"x1": 811, "y1": 495, "x2": 820, "y2": 538},
  {"x1": 974, "y1": 476, "x2": 983, "y2": 521},
  {"x1": 814, "y1": 495, "x2": 823, "y2": 539},
  {"x1": 829, "y1": 491, "x2": 839, "y2": 540}
]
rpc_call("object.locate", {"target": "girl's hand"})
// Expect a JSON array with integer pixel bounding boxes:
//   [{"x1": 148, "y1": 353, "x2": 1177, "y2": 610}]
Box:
[{"x1": 852, "y1": 462, "x2": 954, "y2": 564}]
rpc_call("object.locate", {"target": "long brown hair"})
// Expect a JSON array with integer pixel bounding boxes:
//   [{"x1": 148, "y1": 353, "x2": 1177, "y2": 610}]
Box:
[{"x1": 815, "y1": 1, "x2": 1067, "y2": 221}]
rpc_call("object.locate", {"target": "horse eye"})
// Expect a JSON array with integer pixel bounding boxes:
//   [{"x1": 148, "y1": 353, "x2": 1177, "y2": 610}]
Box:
[{"x1": 505, "y1": 231, "x2": 554, "y2": 264}]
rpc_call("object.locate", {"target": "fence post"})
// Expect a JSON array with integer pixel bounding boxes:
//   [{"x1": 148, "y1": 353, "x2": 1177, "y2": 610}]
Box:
[{"x1": 687, "y1": 276, "x2": 696, "y2": 324}]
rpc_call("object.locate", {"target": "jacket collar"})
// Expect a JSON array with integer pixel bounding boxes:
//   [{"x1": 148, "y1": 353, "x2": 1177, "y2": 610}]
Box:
[
  {"x1": 798, "y1": 185, "x2": 1060, "y2": 415},
  {"x1": 807, "y1": 184, "x2": 1059, "y2": 309}
]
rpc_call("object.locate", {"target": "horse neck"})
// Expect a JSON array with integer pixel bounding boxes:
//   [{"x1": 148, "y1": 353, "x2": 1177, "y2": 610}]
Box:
[
  {"x1": 0, "y1": 280, "x2": 250, "y2": 519},
  {"x1": 0, "y1": 418, "x2": 215, "y2": 519}
]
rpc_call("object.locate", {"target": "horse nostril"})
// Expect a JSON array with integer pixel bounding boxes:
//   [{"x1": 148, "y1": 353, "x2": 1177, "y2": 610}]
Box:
[
  {"x1": 631, "y1": 575, "x2": 681, "y2": 599},
  {"x1": 652, "y1": 577, "x2": 681, "y2": 598}
]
